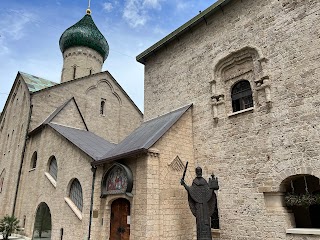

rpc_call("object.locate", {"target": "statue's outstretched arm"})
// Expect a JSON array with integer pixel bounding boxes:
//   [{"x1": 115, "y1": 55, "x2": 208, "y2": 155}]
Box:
[{"x1": 180, "y1": 179, "x2": 189, "y2": 191}]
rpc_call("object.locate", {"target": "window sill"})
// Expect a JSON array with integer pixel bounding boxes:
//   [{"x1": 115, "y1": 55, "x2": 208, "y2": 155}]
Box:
[
  {"x1": 44, "y1": 172, "x2": 57, "y2": 188},
  {"x1": 29, "y1": 168, "x2": 36, "y2": 172},
  {"x1": 64, "y1": 197, "x2": 82, "y2": 220},
  {"x1": 286, "y1": 228, "x2": 320, "y2": 235},
  {"x1": 228, "y1": 107, "x2": 254, "y2": 117}
]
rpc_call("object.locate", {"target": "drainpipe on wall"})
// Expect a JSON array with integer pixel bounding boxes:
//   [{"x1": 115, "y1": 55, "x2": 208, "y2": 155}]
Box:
[
  {"x1": 88, "y1": 165, "x2": 97, "y2": 240},
  {"x1": 12, "y1": 104, "x2": 33, "y2": 217}
]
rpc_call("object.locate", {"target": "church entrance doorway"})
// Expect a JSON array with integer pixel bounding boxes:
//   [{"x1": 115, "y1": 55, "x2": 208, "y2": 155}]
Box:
[
  {"x1": 110, "y1": 198, "x2": 130, "y2": 240},
  {"x1": 32, "y1": 202, "x2": 52, "y2": 239}
]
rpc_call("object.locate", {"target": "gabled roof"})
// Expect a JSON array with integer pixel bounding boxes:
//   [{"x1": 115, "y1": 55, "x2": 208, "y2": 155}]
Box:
[
  {"x1": 136, "y1": 0, "x2": 231, "y2": 63},
  {"x1": 94, "y1": 104, "x2": 192, "y2": 165},
  {"x1": 27, "y1": 97, "x2": 114, "y2": 160},
  {"x1": 48, "y1": 123, "x2": 115, "y2": 160},
  {"x1": 19, "y1": 71, "x2": 143, "y2": 115},
  {"x1": 29, "y1": 97, "x2": 88, "y2": 135},
  {"x1": 20, "y1": 72, "x2": 57, "y2": 93}
]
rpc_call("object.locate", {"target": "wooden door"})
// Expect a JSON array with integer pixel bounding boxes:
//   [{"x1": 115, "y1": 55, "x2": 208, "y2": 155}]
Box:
[{"x1": 110, "y1": 198, "x2": 130, "y2": 240}]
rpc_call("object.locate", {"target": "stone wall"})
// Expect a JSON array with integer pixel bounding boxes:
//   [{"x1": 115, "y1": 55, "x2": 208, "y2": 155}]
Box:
[
  {"x1": 61, "y1": 46, "x2": 103, "y2": 82},
  {"x1": 152, "y1": 108, "x2": 196, "y2": 240},
  {"x1": 89, "y1": 109, "x2": 194, "y2": 240},
  {"x1": 0, "y1": 77, "x2": 30, "y2": 218},
  {"x1": 30, "y1": 71, "x2": 143, "y2": 143},
  {"x1": 143, "y1": 0, "x2": 320, "y2": 239},
  {"x1": 15, "y1": 126, "x2": 94, "y2": 239}
]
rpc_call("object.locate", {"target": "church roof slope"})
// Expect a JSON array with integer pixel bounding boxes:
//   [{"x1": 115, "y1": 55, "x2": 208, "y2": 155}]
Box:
[
  {"x1": 95, "y1": 104, "x2": 192, "y2": 164},
  {"x1": 20, "y1": 72, "x2": 58, "y2": 93},
  {"x1": 49, "y1": 123, "x2": 115, "y2": 160}
]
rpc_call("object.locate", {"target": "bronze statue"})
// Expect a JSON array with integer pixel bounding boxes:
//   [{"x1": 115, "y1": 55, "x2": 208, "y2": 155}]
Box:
[{"x1": 181, "y1": 163, "x2": 219, "y2": 240}]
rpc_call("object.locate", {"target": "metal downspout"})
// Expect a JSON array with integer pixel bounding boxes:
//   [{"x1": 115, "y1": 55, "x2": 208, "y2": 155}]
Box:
[{"x1": 88, "y1": 165, "x2": 97, "y2": 240}]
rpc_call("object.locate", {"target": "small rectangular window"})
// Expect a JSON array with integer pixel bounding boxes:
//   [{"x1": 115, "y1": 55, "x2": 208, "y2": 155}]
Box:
[{"x1": 100, "y1": 98, "x2": 106, "y2": 115}]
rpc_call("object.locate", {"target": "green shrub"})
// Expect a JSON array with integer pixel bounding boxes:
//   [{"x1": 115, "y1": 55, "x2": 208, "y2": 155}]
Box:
[{"x1": 0, "y1": 215, "x2": 21, "y2": 240}]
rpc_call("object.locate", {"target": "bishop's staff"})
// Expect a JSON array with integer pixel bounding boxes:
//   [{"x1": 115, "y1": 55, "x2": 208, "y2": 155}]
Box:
[{"x1": 181, "y1": 161, "x2": 188, "y2": 185}]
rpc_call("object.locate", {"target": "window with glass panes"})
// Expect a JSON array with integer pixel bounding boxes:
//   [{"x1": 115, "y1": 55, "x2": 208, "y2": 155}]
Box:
[
  {"x1": 49, "y1": 157, "x2": 58, "y2": 181},
  {"x1": 69, "y1": 179, "x2": 83, "y2": 211},
  {"x1": 231, "y1": 80, "x2": 253, "y2": 112}
]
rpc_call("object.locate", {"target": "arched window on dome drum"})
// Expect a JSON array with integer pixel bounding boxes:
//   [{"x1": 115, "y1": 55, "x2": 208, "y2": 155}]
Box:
[
  {"x1": 69, "y1": 179, "x2": 83, "y2": 211},
  {"x1": 49, "y1": 156, "x2": 58, "y2": 181},
  {"x1": 73, "y1": 66, "x2": 77, "y2": 79},
  {"x1": 231, "y1": 80, "x2": 253, "y2": 112}
]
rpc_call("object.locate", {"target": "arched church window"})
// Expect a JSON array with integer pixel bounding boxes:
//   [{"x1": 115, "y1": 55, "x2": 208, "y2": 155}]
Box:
[
  {"x1": 100, "y1": 99, "x2": 106, "y2": 115},
  {"x1": 73, "y1": 66, "x2": 77, "y2": 79},
  {"x1": 0, "y1": 169, "x2": 5, "y2": 193},
  {"x1": 283, "y1": 175, "x2": 320, "y2": 228},
  {"x1": 31, "y1": 151, "x2": 37, "y2": 169},
  {"x1": 69, "y1": 179, "x2": 83, "y2": 211},
  {"x1": 49, "y1": 156, "x2": 58, "y2": 181},
  {"x1": 231, "y1": 80, "x2": 253, "y2": 112}
]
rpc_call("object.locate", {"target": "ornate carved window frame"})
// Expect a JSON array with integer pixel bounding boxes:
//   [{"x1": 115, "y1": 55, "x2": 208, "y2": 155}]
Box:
[{"x1": 211, "y1": 47, "x2": 271, "y2": 120}]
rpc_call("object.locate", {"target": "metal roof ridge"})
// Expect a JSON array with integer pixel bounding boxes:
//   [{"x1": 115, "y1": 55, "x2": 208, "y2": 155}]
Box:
[{"x1": 136, "y1": 0, "x2": 231, "y2": 63}]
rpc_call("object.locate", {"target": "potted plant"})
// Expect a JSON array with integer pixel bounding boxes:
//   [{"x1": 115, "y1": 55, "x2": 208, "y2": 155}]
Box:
[
  {"x1": 285, "y1": 193, "x2": 320, "y2": 207},
  {"x1": 0, "y1": 215, "x2": 21, "y2": 240}
]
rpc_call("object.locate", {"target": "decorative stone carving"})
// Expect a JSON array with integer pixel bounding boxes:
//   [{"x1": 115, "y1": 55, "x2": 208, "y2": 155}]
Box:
[
  {"x1": 101, "y1": 163, "x2": 133, "y2": 197},
  {"x1": 168, "y1": 156, "x2": 185, "y2": 172}
]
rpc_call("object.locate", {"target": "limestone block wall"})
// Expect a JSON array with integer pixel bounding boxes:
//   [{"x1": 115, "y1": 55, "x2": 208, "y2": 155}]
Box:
[
  {"x1": 67, "y1": 108, "x2": 194, "y2": 240},
  {"x1": 142, "y1": 0, "x2": 320, "y2": 239},
  {"x1": 89, "y1": 159, "x2": 138, "y2": 240},
  {"x1": 30, "y1": 71, "x2": 142, "y2": 143},
  {"x1": 0, "y1": 78, "x2": 30, "y2": 218},
  {"x1": 49, "y1": 98, "x2": 87, "y2": 130},
  {"x1": 151, "y1": 108, "x2": 196, "y2": 240},
  {"x1": 15, "y1": 126, "x2": 94, "y2": 240},
  {"x1": 61, "y1": 46, "x2": 103, "y2": 82}
]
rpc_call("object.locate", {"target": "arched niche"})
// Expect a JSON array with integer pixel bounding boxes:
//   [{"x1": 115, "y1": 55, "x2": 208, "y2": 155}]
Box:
[{"x1": 101, "y1": 163, "x2": 133, "y2": 198}]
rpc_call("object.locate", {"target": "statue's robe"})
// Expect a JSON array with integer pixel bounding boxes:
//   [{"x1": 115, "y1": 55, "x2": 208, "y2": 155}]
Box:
[{"x1": 187, "y1": 177, "x2": 216, "y2": 240}]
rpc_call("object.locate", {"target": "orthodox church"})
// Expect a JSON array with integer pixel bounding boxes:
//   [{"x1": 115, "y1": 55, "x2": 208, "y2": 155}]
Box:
[{"x1": 1, "y1": 0, "x2": 320, "y2": 239}]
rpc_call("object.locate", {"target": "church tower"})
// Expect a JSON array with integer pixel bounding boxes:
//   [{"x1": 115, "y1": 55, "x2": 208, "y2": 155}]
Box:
[{"x1": 59, "y1": 9, "x2": 109, "y2": 82}]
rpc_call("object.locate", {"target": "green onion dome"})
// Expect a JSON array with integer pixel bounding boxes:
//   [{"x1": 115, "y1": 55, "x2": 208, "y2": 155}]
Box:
[{"x1": 59, "y1": 14, "x2": 109, "y2": 61}]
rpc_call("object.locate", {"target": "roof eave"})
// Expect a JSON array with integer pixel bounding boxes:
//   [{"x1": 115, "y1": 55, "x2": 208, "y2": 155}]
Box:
[
  {"x1": 136, "y1": 0, "x2": 231, "y2": 64},
  {"x1": 93, "y1": 148, "x2": 149, "y2": 166}
]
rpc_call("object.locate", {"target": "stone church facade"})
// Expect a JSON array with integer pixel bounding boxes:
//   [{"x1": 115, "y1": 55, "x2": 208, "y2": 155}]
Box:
[{"x1": 1, "y1": 0, "x2": 320, "y2": 239}]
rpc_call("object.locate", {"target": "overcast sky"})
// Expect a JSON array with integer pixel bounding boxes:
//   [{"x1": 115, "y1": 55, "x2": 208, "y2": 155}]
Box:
[{"x1": 0, "y1": 0, "x2": 216, "y2": 113}]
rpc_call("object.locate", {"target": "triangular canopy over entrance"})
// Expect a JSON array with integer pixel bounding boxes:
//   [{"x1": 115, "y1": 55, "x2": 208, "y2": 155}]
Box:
[{"x1": 94, "y1": 104, "x2": 192, "y2": 164}]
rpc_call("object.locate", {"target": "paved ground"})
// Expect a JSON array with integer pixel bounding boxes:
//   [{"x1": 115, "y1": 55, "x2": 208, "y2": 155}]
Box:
[
  {"x1": 0, "y1": 236, "x2": 25, "y2": 240},
  {"x1": 1, "y1": 232, "x2": 51, "y2": 239}
]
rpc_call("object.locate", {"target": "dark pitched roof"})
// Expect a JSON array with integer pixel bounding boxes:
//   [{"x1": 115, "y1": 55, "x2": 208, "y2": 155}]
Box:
[
  {"x1": 20, "y1": 72, "x2": 57, "y2": 93},
  {"x1": 136, "y1": 0, "x2": 231, "y2": 63},
  {"x1": 49, "y1": 123, "x2": 115, "y2": 160},
  {"x1": 95, "y1": 104, "x2": 192, "y2": 165}
]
